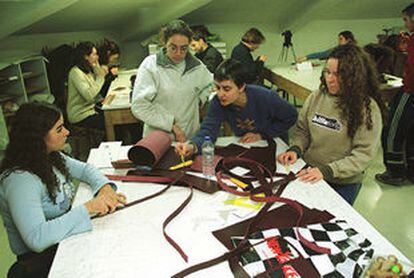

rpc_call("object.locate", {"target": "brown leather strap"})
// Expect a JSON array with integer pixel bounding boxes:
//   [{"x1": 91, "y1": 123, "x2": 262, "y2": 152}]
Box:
[
  {"x1": 162, "y1": 183, "x2": 194, "y2": 262},
  {"x1": 173, "y1": 158, "x2": 330, "y2": 277},
  {"x1": 96, "y1": 172, "x2": 195, "y2": 262},
  {"x1": 106, "y1": 174, "x2": 174, "y2": 183}
]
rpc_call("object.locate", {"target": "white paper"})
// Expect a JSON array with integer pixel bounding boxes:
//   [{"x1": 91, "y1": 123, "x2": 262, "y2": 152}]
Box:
[
  {"x1": 296, "y1": 61, "x2": 313, "y2": 71},
  {"x1": 86, "y1": 148, "x2": 112, "y2": 169},
  {"x1": 230, "y1": 166, "x2": 250, "y2": 176}
]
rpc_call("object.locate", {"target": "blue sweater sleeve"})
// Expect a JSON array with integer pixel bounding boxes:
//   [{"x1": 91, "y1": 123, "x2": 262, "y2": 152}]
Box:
[
  {"x1": 3, "y1": 172, "x2": 92, "y2": 253},
  {"x1": 191, "y1": 96, "x2": 226, "y2": 152},
  {"x1": 306, "y1": 48, "x2": 332, "y2": 60},
  {"x1": 62, "y1": 153, "x2": 113, "y2": 195},
  {"x1": 261, "y1": 92, "x2": 298, "y2": 138}
]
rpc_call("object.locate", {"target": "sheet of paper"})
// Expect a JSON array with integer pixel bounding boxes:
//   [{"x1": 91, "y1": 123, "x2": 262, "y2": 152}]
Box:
[
  {"x1": 87, "y1": 148, "x2": 112, "y2": 169},
  {"x1": 230, "y1": 166, "x2": 250, "y2": 176},
  {"x1": 98, "y1": 142, "x2": 122, "y2": 162}
]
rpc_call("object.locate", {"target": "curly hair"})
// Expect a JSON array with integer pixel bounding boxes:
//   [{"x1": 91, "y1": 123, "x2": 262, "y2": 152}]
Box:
[
  {"x1": 0, "y1": 102, "x2": 70, "y2": 203},
  {"x1": 319, "y1": 44, "x2": 386, "y2": 138}
]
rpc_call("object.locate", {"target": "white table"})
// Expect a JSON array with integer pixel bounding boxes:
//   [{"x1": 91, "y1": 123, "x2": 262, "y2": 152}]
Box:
[
  {"x1": 101, "y1": 69, "x2": 140, "y2": 141},
  {"x1": 266, "y1": 64, "x2": 402, "y2": 102},
  {"x1": 49, "y1": 137, "x2": 412, "y2": 277}
]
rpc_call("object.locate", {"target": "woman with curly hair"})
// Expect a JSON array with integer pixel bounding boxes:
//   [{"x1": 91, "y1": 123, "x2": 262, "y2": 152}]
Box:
[
  {"x1": 0, "y1": 102, "x2": 126, "y2": 277},
  {"x1": 278, "y1": 44, "x2": 385, "y2": 205}
]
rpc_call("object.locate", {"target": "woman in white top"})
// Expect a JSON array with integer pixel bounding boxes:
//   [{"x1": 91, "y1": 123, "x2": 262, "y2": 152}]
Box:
[{"x1": 131, "y1": 19, "x2": 213, "y2": 142}]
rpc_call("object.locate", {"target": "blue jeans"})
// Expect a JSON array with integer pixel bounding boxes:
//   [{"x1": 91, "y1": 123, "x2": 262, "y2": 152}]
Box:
[{"x1": 330, "y1": 183, "x2": 362, "y2": 205}]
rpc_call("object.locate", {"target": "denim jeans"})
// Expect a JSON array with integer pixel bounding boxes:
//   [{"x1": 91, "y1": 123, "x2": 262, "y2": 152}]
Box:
[{"x1": 329, "y1": 182, "x2": 362, "y2": 205}]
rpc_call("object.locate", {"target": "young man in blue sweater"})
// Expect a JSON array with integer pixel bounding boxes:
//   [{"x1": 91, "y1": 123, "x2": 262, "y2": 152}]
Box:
[{"x1": 175, "y1": 59, "x2": 298, "y2": 157}]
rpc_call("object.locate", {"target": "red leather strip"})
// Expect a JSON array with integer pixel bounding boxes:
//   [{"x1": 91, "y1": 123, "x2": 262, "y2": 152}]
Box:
[{"x1": 106, "y1": 174, "x2": 174, "y2": 183}]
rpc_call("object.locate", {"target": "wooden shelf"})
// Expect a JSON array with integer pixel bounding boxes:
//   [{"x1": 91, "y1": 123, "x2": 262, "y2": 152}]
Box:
[
  {"x1": 0, "y1": 57, "x2": 53, "y2": 150},
  {"x1": 0, "y1": 95, "x2": 15, "y2": 103},
  {"x1": 26, "y1": 86, "x2": 48, "y2": 95},
  {"x1": 22, "y1": 72, "x2": 44, "y2": 80}
]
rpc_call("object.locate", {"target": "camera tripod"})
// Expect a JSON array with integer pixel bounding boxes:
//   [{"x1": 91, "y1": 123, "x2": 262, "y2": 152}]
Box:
[{"x1": 278, "y1": 30, "x2": 297, "y2": 63}]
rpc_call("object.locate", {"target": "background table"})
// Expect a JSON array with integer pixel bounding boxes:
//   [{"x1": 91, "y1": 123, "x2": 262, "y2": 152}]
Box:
[
  {"x1": 264, "y1": 64, "x2": 403, "y2": 102},
  {"x1": 102, "y1": 69, "x2": 140, "y2": 141}
]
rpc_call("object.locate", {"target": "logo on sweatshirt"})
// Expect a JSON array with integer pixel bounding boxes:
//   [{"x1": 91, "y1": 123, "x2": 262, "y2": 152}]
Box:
[{"x1": 311, "y1": 113, "x2": 342, "y2": 131}]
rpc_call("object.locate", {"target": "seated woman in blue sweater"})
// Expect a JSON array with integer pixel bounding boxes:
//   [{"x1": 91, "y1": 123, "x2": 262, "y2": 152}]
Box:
[
  {"x1": 296, "y1": 30, "x2": 356, "y2": 62},
  {"x1": 0, "y1": 103, "x2": 126, "y2": 277},
  {"x1": 175, "y1": 59, "x2": 298, "y2": 157}
]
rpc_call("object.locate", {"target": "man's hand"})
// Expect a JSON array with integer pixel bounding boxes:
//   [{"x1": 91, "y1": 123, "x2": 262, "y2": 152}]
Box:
[
  {"x1": 175, "y1": 142, "x2": 195, "y2": 157},
  {"x1": 239, "y1": 133, "x2": 262, "y2": 143}
]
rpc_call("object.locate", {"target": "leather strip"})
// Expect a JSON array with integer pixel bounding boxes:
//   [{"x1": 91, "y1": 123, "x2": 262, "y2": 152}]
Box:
[{"x1": 173, "y1": 158, "x2": 331, "y2": 277}]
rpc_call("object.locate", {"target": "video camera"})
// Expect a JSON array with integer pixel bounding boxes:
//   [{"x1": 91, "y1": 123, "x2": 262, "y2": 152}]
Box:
[{"x1": 282, "y1": 30, "x2": 293, "y2": 47}]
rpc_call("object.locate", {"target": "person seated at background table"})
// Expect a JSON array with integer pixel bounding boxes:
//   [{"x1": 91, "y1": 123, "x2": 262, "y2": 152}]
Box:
[
  {"x1": 363, "y1": 43, "x2": 397, "y2": 80},
  {"x1": 131, "y1": 19, "x2": 213, "y2": 142},
  {"x1": 296, "y1": 30, "x2": 356, "y2": 63},
  {"x1": 231, "y1": 27, "x2": 268, "y2": 85},
  {"x1": 175, "y1": 59, "x2": 298, "y2": 157},
  {"x1": 0, "y1": 102, "x2": 126, "y2": 278},
  {"x1": 190, "y1": 31, "x2": 224, "y2": 73},
  {"x1": 97, "y1": 38, "x2": 121, "y2": 74},
  {"x1": 66, "y1": 41, "x2": 118, "y2": 131},
  {"x1": 382, "y1": 32, "x2": 409, "y2": 77},
  {"x1": 278, "y1": 44, "x2": 385, "y2": 205}
]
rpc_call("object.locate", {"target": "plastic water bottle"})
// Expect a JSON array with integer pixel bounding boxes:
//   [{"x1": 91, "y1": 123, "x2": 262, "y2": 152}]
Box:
[{"x1": 202, "y1": 136, "x2": 215, "y2": 178}]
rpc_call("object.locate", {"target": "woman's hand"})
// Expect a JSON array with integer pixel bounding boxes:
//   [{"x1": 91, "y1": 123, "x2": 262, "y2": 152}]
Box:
[
  {"x1": 110, "y1": 66, "x2": 119, "y2": 76},
  {"x1": 94, "y1": 184, "x2": 127, "y2": 214},
  {"x1": 239, "y1": 133, "x2": 262, "y2": 143},
  {"x1": 295, "y1": 56, "x2": 307, "y2": 63},
  {"x1": 296, "y1": 167, "x2": 323, "y2": 183},
  {"x1": 84, "y1": 195, "x2": 111, "y2": 216},
  {"x1": 259, "y1": 55, "x2": 268, "y2": 62},
  {"x1": 172, "y1": 123, "x2": 186, "y2": 143},
  {"x1": 175, "y1": 142, "x2": 195, "y2": 157},
  {"x1": 277, "y1": 151, "x2": 298, "y2": 165}
]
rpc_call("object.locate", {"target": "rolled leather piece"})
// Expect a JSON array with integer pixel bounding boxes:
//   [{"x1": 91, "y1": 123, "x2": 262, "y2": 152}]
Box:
[{"x1": 128, "y1": 130, "x2": 172, "y2": 168}]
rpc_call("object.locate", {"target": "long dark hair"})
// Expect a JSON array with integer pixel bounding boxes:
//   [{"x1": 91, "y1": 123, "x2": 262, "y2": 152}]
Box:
[
  {"x1": 73, "y1": 41, "x2": 96, "y2": 73},
  {"x1": 98, "y1": 38, "x2": 120, "y2": 66},
  {"x1": 0, "y1": 102, "x2": 70, "y2": 202},
  {"x1": 338, "y1": 30, "x2": 357, "y2": 44},
  {"x1": 320, "y1": 44, "x2": 386, "y2": 138}
]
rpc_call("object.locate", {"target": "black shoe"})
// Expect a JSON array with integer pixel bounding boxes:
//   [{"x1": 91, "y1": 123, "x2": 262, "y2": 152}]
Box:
[{"x1": 375, "y1": 172, "x2": 406, "y2": 186}]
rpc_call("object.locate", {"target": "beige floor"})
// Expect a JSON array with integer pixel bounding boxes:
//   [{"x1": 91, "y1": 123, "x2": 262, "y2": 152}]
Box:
[{"x1": 0, "y1": 148, "x2": 413, "y2": 276}]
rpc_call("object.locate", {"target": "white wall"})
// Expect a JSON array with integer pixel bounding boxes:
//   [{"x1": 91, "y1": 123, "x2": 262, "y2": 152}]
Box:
[
  {"x1": 197, "y1": 17, "x2": 404, "y2": 68},
  {"x1": 121, "y1": 41, "x2": 148, "y2": 69},
  {"x1": 0, "y1": 31, "x2": 118, "y2": 63},
  {"x1": 293, "y1": 18, "x2": 403, "y2": 60}
]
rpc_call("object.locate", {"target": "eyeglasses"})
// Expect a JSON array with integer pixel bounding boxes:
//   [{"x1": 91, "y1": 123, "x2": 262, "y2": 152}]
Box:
[{"x1": 166, "y1": 44, "x2": 189, "y2": 54}]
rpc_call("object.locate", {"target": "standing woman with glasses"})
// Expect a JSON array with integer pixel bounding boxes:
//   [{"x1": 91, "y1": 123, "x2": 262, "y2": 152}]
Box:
[
  {"x1": 131, "y1": 19, "x2": 213, "y2": 142},
  {"x1": 278, "y1": 44, "x2": 385, "y2": 205}
]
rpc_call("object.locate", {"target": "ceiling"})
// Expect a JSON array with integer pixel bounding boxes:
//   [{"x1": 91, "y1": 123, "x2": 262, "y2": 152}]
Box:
[{"x1": 0, "y1": 0, "x2": 410, "y2": 42}]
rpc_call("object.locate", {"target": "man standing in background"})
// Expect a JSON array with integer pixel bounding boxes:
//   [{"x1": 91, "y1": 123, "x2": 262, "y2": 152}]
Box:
[
  {"x1": 191, "y1": 32, "x2": 224, "y2": 73},
  {"x1": 376, "y1": 3, "x2": 414, "y2": 185}
]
